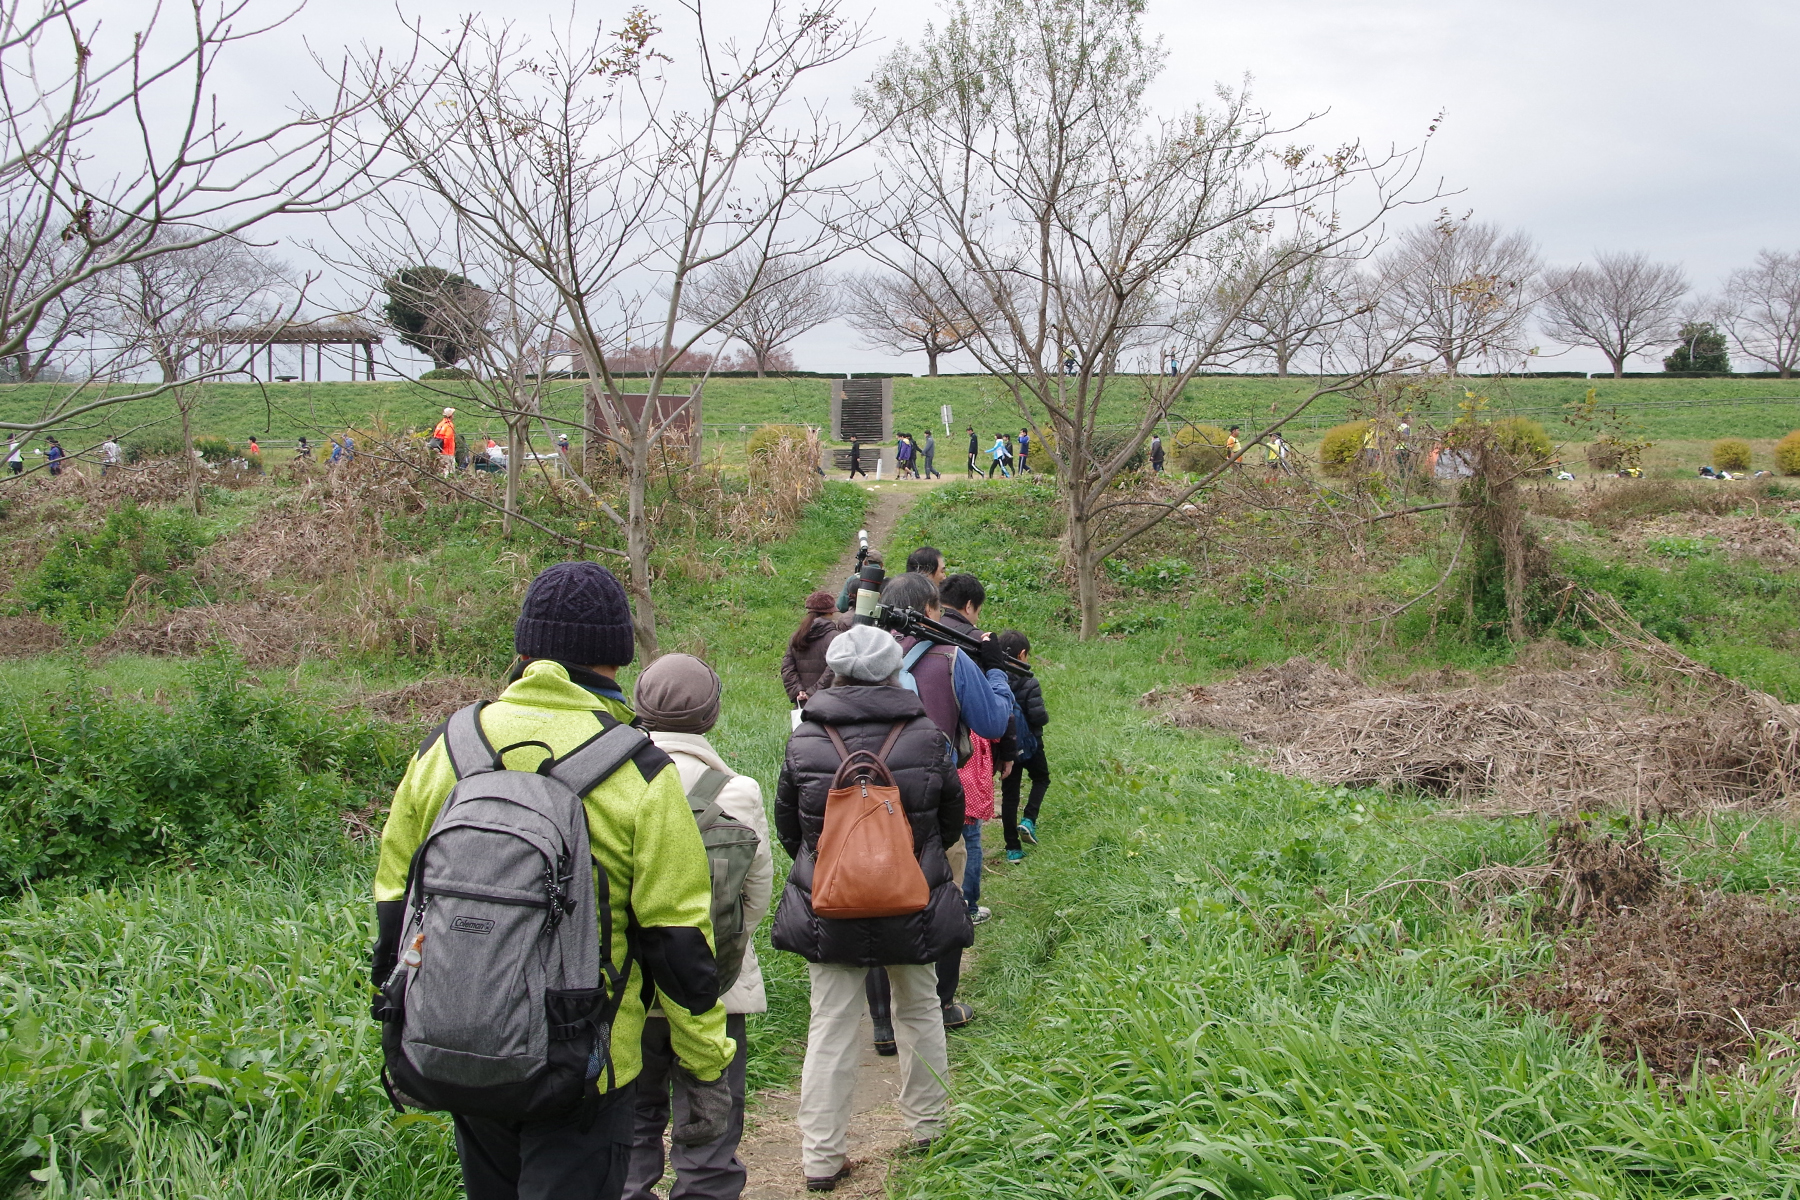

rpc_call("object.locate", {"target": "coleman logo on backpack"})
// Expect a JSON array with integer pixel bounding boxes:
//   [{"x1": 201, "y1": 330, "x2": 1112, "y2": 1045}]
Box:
[{"x1": 373, "y1": 702, "x2": 645, "y2": 1120}]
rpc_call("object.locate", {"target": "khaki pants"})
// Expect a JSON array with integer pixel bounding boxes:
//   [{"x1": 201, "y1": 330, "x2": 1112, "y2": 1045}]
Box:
[{"x1": 797, "y1": 962, "x2": 947, "y2": 1178}]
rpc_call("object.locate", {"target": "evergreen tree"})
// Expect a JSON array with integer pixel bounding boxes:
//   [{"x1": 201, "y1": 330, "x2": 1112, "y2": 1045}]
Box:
[
  {"x1": 1663, "y1": 321, "x2": 1730, "y2": 372},
  {"x1": 381, "y1": 266, "x2": 486, "y2": 369}
]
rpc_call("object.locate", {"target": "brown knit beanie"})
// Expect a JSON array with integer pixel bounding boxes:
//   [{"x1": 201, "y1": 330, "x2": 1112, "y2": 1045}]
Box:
[{"x1": 633, "y1": 653, "x2": 722, "y2": 734}]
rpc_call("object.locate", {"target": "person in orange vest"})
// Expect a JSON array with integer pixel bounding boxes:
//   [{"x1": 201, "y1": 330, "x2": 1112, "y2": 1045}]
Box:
[{"x1": 432, "y1": 408, "x2": 456, "y2": 471}]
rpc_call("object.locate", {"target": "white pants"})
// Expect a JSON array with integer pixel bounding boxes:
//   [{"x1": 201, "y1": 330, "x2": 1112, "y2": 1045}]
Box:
[{"x1": 797, "y1": 962, "x2": 948, "y2": 1178}]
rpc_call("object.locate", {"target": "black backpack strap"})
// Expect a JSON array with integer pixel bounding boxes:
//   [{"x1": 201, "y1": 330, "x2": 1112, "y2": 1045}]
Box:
[
  {"x1": 444, "y1": 702, "x2": 500, "y2": 780},
  {"x1": 548, "y1": 715, "x2": 651, "y2": 797}
]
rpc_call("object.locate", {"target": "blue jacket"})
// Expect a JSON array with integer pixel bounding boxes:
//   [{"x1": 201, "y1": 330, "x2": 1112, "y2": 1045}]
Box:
[{"x1": 952, "y1": 650, "x2": 1015, "y2": 740}]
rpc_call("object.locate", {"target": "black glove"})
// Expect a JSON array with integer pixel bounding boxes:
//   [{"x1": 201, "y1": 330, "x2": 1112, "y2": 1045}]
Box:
[
  {"x1": 973, "y1": 633, "x2": 1006, "y2": 675},
  {"x1": 671, "y1": 1065, "x2": 735, "y2": 1146}
]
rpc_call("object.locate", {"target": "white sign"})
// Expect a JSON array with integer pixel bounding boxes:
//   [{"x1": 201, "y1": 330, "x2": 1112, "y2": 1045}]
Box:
[{"x1": 941, "y1": 404, "x2": 953, "y2": 434}]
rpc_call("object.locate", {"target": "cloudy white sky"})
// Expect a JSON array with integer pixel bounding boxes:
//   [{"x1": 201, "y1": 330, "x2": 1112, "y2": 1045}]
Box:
[{"x1": 95, "y1": 0, "x2": 1800, "y2": 376}]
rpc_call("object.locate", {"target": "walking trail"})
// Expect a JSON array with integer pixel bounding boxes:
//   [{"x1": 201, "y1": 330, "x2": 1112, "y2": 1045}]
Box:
[{"x1": 735, "y1": 478, "x2": 942, "y2": 1199}]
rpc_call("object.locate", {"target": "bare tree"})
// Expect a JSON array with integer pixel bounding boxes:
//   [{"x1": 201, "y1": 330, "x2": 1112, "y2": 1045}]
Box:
[
  {"x1": 841, "y1": 267, "x2": 980, "y2": 376},
  {"x1": 1540, "y1": 251, "x2": 1687, "y2": 378},
  {"x1": 365, "y1": 3, "x2": 875, "y2": 656},
  {"x1": 1378, "y1": 216, "x2": 1541, "y2": 374},
  {"x1": 1724, "y1": 250, "x2": 1800, "y2": 378},
  {"x1": 865, "y1": 0, "x2": 1427, "y2": 638},
  {"x1": 680, "y1": 255, "x2": 836, "y2": 376},
  {"x1": 1222, "y1": 243, "x2": 1360, "y2": 377},
  {"x1": 97, "y1": 227, "x2": 289, "y2": 512},
  {"x1": 0, "y1": 0, "x2": 427, "y2": 450},
  {"x1": 0, "y1": 234, "x2": 99, "y2": 380}
]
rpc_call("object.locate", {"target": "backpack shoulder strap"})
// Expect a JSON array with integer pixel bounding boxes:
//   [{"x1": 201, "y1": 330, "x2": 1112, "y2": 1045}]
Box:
[
  {"x1": 548, "y1": 715, "x2": 651, "y2": 797},
  {"x1": 687, "y1": 767, "x2": 730, "y2": 809},
  {"x1": 898, "y1": 639, "x2": 933, "y2": 696},
  {"x1": 875, "y1": 720, "x2": 906, "y2": 763},
  {"x1": 444, "y1": 702, "x2": 500, "y2": 780}
]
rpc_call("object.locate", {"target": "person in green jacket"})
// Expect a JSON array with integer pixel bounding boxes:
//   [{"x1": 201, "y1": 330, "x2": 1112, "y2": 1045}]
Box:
[{"x1": 373, "y1": 561, "x2": 736, "y2": 1200}]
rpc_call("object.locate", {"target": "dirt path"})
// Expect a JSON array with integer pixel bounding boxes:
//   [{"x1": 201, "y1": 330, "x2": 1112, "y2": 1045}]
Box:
[{"x1": 734, "y1": 479, "x2": 942, "y2": 1197}]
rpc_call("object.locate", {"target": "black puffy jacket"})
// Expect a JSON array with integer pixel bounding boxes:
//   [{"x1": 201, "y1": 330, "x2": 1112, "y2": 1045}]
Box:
[{"x1": 772, "y1": 683, "x2": 972, "y2": 967}]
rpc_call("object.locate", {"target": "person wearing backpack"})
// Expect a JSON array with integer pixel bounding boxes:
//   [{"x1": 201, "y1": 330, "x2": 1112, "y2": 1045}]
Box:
[
  {"x1": 995, "y1": 631, "x2": 1049, "y2": 863},
  {"x1": 936, "y1": 575, "x2": 1015, "y2": 919},
  {"x1": 372, "y1": 563, "x2": 737, "y2": 1200},
  {"x1": 773, "y1": 623, "x2": 971, "y2": 1192},
  {"x1": 626, "y1": 654, "x2": 773, "y2": 1200}
]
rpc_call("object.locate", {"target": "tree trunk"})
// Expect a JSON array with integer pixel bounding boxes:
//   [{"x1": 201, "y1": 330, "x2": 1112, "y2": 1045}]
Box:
[
  {"x1": 503, "y1": 416, "x2": 522, "y2": 538},
  {"x1": 754, "y1": 352, "x2": 766, "y2": 379},
  {"x1": 1608, "y1": 351, "x2": 1624, "y2": 379},
  {"x1": 625, "y1": 435, "x2": 660, "y2": 659},
  {"x1": 178, "y1": 391, "x2": 201, "y2": 516},
  {"x1": 1275, "y1": 346, "x2": 1290, "y2": 378},
  {"x1": 926, "y1": 345, "x2": 940, "y2": 377},
  {"x1": 1067, "y1": 489, "x2": 1100, "y2": 640}
]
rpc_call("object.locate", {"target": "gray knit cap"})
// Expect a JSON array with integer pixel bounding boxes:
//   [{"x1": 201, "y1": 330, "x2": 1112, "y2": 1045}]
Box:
[
  {"x1": 825, "y1": 622, "x2": 903, "y2": 684},
  {"x1": 633, "y1": 653, "x2": 722, "y2": 734}
]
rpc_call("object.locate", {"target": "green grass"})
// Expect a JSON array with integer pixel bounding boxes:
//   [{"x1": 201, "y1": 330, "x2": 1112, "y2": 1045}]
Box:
[
  {"x1": 880, "y1": 482, "x2": 1800, "y2": 1199},
  {"x1": 7, "y1": 375, "x2": 1800, "y2": 452}
]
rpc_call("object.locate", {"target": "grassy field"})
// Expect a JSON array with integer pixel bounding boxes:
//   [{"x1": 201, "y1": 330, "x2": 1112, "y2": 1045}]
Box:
[
  {"x1": 5, "y1": 437, "x2": 1800, "y2": 1193},
  {"x1": 4, "y1": 374, "x2": 1800, "y2": 456}
]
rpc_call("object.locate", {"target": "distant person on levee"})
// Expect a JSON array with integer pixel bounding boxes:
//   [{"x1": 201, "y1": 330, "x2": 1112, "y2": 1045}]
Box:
[{"x1": 372, "y1": 562, "x2": 736, "y2": 1200}]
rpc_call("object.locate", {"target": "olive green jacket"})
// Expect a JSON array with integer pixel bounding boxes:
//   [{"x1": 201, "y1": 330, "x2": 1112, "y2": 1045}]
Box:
[{"x1": 374, "y1": 660, "x2": 736, "y2": 1085}]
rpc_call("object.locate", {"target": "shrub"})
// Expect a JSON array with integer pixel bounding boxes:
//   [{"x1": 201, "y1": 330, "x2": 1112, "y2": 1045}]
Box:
[
  {"x1": 20, "y1": 500, "x2": 209, "y2": 628},
  {"x1": 193, "y1": 435, "x2": 236, "y2": 463},
  {"x1": 1087, "y1": 427, "x2": 1146, "y2": 473},
  {"x1": 747, "y1": 424, "x2": 811, "y2": 459},
  {"x1": 1586, "y1": 440, "x2": 1622, "y2": 471},
  {"x1": 0, "y1": 654, "x2": 403, "y2": 888},
  {"x1": 122, "y1": 428, "x2": 186, "y2": 463},
  {"x1": 1777, "y1": 431, "x2": 1800, "y2": 476},
  {"x1": 1319, "y1": 421, "x2": 1370, "y2": 474},
  {"x1": 419, "y1": 366, "x2": 474, "y2": 381},
  {"x1": 1492, "y1": 416, "x2": 1554, "y2": 466},
  {"x1": 1170, "y1": 423, "x2": 1229, "y2": 474},
  {"x1": 1712, "y1": 438, "x2": 1752, "y2": 471}
]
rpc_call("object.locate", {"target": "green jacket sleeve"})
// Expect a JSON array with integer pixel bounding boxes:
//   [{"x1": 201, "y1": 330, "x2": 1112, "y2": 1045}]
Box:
[
  {"x1": 373, "y1": 739, "x2": 458, "y2": 902},
  {"x1": 630, "y1": 765, "x2": 737, "y2": 1081}
]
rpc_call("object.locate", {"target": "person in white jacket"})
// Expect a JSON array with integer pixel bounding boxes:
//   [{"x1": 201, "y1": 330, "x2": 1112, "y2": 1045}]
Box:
[{"x1": 625, "y1": 654, "x2": 774, "y2": 1200}]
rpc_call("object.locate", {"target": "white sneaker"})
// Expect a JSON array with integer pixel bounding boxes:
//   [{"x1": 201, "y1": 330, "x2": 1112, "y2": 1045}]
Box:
[{"x1": 970, "y1": 906, "x2": 992, "y2": 925}]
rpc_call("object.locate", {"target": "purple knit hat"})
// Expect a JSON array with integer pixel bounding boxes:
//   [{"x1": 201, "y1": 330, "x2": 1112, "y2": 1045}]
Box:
[{"x1": 514, "y1": 562, "x2": 635, "y2": 666}]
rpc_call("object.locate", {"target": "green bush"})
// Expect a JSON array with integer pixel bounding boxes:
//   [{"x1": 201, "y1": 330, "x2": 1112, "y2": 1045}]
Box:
[
  {"x1": 193, "y1": 435, "x2": 236, "y2": 463},
  {"x1": 747, "y1": 424, "x2": 810, "y2": 458},
  {"x1": 419, "y1": 366, "x2": 474, "y2": 381},
  {"x1": 1713, "y1": 438, "x2": 1752, "y2": 471},
  {"x1": 1087, "y1": 427, "x2": 1146, "y2": 473},
  {"x1": 1319, "y1": 421, "x2": 1370, "y2": 474},
  {"x1": 19, "y1": 500, "x2": 209, "y2": 628},
  {"x1": 1777, "y1": 431, "x2": 1800, "y2": 476},
  {"x1": 122, "y1": 428, "x2": 186, "y2": 463},
  {"x1": 1492, "y1": 416, "x2": 1554, "y2": 466},
  {"x1": 1170, "y1": 423, "x2": 1229, "y2": 474},
  {"x1": 0, "y1": 655, "x2": 404, "y2": 888}
]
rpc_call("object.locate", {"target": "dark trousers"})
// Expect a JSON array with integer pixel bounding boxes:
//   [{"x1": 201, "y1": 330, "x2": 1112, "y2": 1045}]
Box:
[
  {"x1": 624, "y1": 1014, "x2": 748, "y2": 1200},
  {"x1": 922, "y1": 453, "x2": 939, "y2": 478},
  {"x1": 848, "y1": 460, "x2": 866, "y2": 478},
  {"x1": 966, "y1": 453, "x2": 979, "y2": 477},
  {"x1": 1001, "y1": 749, "x2": 1051, "y2": 851},
  {"x1": 865, "y1": 952, "x2": 960, "y2": 1027},
  {"x1": 452, "y1": 1080, "x2": 635, "y2": 1200}
]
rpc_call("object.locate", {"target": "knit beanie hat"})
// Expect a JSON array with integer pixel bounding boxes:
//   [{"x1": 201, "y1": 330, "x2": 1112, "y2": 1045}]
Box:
[
  {"x1": 514, "y1": 562, "x2": 635, "y2": 666},
  {"x1": 825, "y1": 622, "x2": 903, "y2": 684},
  {"x1": 633, "y1": 653, "x2": 722, "y2": 734},
  {"x1": 804, "y1": 590, "x2": 836, "y2": 614}
]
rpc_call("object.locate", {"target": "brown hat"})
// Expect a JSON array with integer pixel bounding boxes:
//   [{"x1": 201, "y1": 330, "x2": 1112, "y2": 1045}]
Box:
[
  {"x1": 804, "y1": 590, "x2": 836, "y2": 614},
  {"x1": 633, "y1": 653, "x2": 721, "y2": 734}
]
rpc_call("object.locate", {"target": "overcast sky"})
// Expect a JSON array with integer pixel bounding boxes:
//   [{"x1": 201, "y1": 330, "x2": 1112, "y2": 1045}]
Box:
[{"x1": 98, "y1": 0, "x2": 1800, "y2": 377}]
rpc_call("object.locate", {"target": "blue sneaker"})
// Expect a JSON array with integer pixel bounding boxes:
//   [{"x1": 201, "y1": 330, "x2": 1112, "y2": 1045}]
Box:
[
  {"x1": 1005, "y1": 849, "x2": 1025, "y2": 864},
  {"x1": 1019, "y1": 818, "x2": 1038, "y2": 845}
]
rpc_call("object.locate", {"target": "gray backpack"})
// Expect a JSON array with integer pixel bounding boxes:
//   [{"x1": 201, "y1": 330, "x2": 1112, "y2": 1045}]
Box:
[
  {"x1": 376, "y1": 702, "x2": 646, "y2": 1119},
  {"x1": 685, "y1": 768, "x2": 760, "y2": 995}
]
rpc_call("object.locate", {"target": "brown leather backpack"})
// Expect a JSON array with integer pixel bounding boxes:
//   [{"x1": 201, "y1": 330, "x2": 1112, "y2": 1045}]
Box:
[{"x1": 812, "y1": 722, "x2": 931, "y2": 919}]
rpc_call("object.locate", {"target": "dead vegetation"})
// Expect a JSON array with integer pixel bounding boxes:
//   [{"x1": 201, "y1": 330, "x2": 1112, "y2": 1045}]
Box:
[
  {"x1": 1149, "y1": 614, "x2": 1800, "y2": 818},
  {"x1": 349, "y1": 675, "x2": 494, "y2": 727}
]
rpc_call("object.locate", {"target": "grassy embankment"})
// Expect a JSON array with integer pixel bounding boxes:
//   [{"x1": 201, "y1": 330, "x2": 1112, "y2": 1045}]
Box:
[
  {"x1": 884, "y1": 479, "x2": 1800, "y2": 1199},
  {"x1": 4, "y1": 374, "x2": 1800, "y2": 470}
]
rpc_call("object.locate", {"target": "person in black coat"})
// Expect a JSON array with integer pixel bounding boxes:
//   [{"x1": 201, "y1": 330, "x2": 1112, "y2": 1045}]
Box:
[
  {"x1": 996, "y1": 629, "x2": 1050, "y2": 858},
  {"x1": 772, "y1": 623, "x2": 969, "y2": 1188}
]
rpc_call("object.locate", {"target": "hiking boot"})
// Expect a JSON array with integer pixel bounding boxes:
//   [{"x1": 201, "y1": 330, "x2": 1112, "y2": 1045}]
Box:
[
  {"x1": 942, "y1": 1002, "x2": 974, "y2": 1029},
  {"x1": 1019, "y1": 818, "x2": 1038, "y2": 844},
  {"x1": 970, "y1": 906, "x2": 992, "y2": 925},
  {"x1": 1005, "y1": 849, "x2": 1025, "y2": 864},
  {"x1": 807, "y1": 1165, "x2": 854, "y2": 1192},
  {"x1": 872, "y1": 1020, "x2": 897, "y2": 1057}
]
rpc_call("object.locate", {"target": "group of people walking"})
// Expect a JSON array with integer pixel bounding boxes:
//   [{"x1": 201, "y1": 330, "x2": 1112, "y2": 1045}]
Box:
[
  {"x1": 371, "y1": 544, "x2": 1052, "y2": 1200},
  {"x1": 968, "y1": 426, "x2": 1031, "y2": 478}
]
